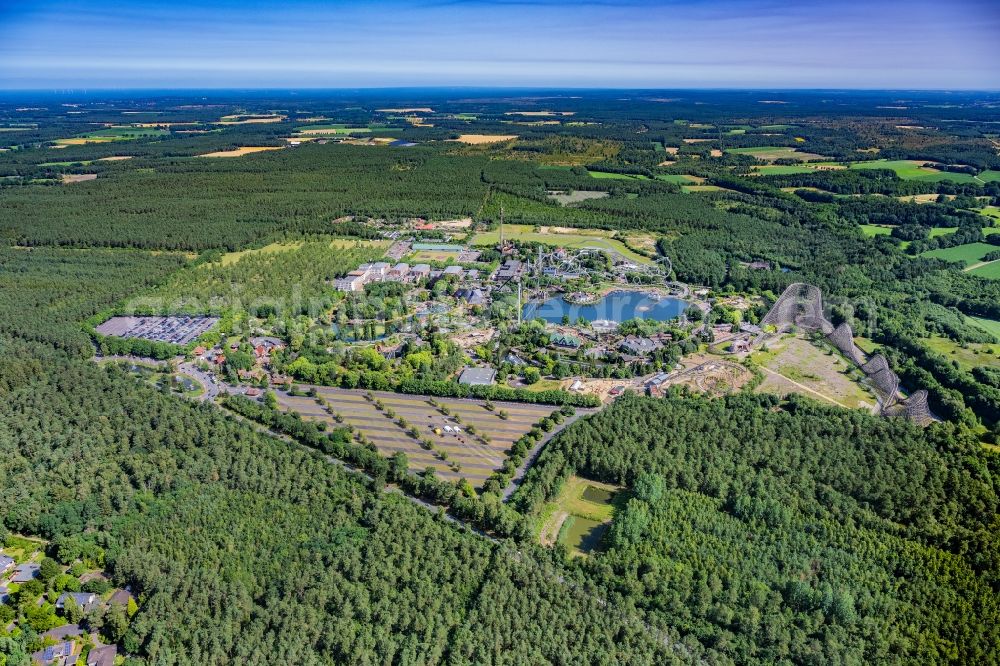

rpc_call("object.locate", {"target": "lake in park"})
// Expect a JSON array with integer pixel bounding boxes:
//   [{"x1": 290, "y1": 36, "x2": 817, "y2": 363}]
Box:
[{"x1": 522, "y1": 290, "x2": 689, "y2": 324}]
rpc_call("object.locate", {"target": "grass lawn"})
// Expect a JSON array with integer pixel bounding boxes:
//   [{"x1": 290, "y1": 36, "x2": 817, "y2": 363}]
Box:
[
  {"x1": 920, "y1": 242, "x2": 997, "y2": 267},
  {"x1": 471, "y1": 224, "x2": 653, "y2": 265}
]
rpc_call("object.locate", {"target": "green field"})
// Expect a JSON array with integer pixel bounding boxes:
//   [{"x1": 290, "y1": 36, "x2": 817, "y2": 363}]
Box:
[
  {"x1": 968, "y1": 261, "x2": 1000, "y2": 279},
  {"x1": 754, "y1": 164, "x2": 839, "y2": 175},
  {"x1": 587, "y1": 169, "x2": 649, "y2": 180},
  {"x1": 470, "y1": 224, "x2": 653, "y2": 265},
  {"x1": 847, "y1": 159, "x2": 995, "y2": 183},
  {"x1": 968, "y1": 316, "x2": 1000, "y2": 339},
  {"x1": 921, "y1": 242, "x2": 998, "y2": 266},
  {"x1": 922, "y1": 335, "x2": 1000, "y2": 370},
  {"x1": 860, "y1": 224, "x2": 893, "y2": 237}
]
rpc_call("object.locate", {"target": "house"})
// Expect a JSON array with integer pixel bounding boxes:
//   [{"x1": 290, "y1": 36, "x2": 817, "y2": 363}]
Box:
[
  {"x1": 0, "y1": 584, "x2": 8, "y2": 605},
  {"x1": 56, "y1": 591, "x2": 100, "y2": 613},
  {"x1": 11, "y1": 562, "x2": 39, "y2": 583},
  {"x1": 442, "y1": 265, "x2": 464, "y2": 279},
  {"x1": 31, "y1": 641, "x2": 77, "y2": 666},
  {"x1": 455, "y1": 288, "x2": 486, "y2": 306},
  {"x1": 86, "y1": 645, "x2": 118, "y2": 666},
  {"x1": 458, "y1": 366, "x2": 496, "y2": 386},
  {"x1": 42, "y1": 625, "x2": 82, "y2": 642},
  {"x1": 466, "y1": 269, "x2": 480, "y2": 281},
  {"x1": 739, "y1": 322, "x2": 762, "y2": 335},
  {"x1": 410, "y1": 264, "x2": 431, "y2": 280},
  {"x1": 0, "y1": 554, "x2": 14, "y2": 576},
  {"x1": 108, "y1": 588, "x2": 134, "y2": 609},
  {"x1": 550, "y1": 332, "x2": 582, "y2": 349},
  {"x1": 245, "y1": 388, "x2": 261, "y2": 398},
  {"x1": 619, "y1": 336, "x2": 661, "y2": 355},
  {"x1": 193, "y1": 346, "x2": 206, "y2": 357}
]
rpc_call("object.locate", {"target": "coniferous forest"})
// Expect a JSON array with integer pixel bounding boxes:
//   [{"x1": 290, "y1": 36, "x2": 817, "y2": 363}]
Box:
[{"x1": 2, "y1": 90, "x2": 1000, "y2": 665}]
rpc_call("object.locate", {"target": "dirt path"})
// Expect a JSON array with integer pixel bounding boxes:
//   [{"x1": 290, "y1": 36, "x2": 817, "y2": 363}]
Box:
[{"x1": 965, "y1": 259, "x2": 997, "y2": 272}]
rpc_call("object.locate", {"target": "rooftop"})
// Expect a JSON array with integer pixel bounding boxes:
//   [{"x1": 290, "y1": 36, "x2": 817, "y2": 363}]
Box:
[{"x1": 458, "y1": 366, "x2": 497, "y2": 386}]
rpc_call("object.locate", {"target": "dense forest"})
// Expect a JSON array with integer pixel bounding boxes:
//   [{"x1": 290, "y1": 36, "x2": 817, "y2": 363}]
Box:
[
  {"x1": 514, "y1": 391, "x2": 1000, "y2": 664},
  {"x1": 3, "y1": 90, "x2": 1000, "y2": 664}
]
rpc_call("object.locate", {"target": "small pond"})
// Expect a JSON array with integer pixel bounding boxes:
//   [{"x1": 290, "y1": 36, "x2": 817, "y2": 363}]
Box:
[{"x1": 565, "y1": 517, "x2": 610, "y2": 555}]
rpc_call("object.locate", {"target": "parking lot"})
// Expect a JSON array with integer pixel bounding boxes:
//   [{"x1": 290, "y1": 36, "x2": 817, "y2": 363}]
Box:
[{"x1": 95, "y1": 315, "x2": 218, "y2": 345}]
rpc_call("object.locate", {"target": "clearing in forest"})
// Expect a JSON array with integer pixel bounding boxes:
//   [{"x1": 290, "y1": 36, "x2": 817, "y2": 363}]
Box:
[
  {"x1": 729, "y1": 146, "x2": 830, "y2": 162},
  {"x1": 198, "y1": 146, "x2": 283, "y2": 157},
  {"x1": 921, "y1": 242, "x2": 997, "y2": 267},
  {"x1": 451, "y1": 134, "x2": 518, "y2": 144},
  {"x1": 470, "y1": 224, "x2": 653, "y2": 265},
  {"x1": 752, "y1": 335, "x2": 878, "y2": 412},
  {"x1": 537, "y1": 476, "x2": 622, "y2": 557},
  {"x1": 921, "y1": 335, "x2": 1000, "y2": 372}
]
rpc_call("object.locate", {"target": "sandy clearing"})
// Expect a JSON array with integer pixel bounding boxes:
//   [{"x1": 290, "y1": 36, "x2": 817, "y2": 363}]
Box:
[
  {"x1": 709, "y1": 149, "x2": 723, "y2": 157},
  {"x1": 683, "y1": 138, "x2": 712, "y2": 143},
  {"x1": 217, "y1": 115, "x2": 286, "y2": 125},
  {"x1": 97, "y1": 155, "x2": 132, "y2": 161},
  {"x1": 657, "y1": 160, "x2": 676, "y2": 167},
  {"x1": 198, "y1": 146, "x2": 283, "y2": 158},
  {"x1": 451, "y1": 134, "x2": 518, "y2": 144},
  {"x1": 61, "y1": 173, "x2": 97, "y2": 184},
  {"x1": 664, "y1": 146, "x2": 679, "y2": 155},
  {"x1": 377, "y1": 107, "x2": 434, "y2": 113}
]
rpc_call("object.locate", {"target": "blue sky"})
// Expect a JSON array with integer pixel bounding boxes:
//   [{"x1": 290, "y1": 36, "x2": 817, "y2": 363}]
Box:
[{"x1": 0, "y1": 0, "x2": 998, "y2": 89}]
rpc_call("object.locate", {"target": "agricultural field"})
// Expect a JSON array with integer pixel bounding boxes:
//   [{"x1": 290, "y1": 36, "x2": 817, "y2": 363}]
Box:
[
  {"x1": 469, "y1": 223, "x2": 653, "y2": 265},
  {"x1": 276, "y1": 388, "x2": 557, "y2": 488},
  {"x1": 752, "y1": 335, "x2": 878, "y2": 412},
  {"x1": 753, "y1": 163, "x2": 844, "y2": 175},
  {"x1": 920, "y1": 242, "x2": 997, "y2": 267},
  {"x1": 728, "y1": 146, "x2": 830, "y2": 162},
  {"x1": 450, "y1": 134, "x2": 517, "y2": 144},
  {"x1": 847, "y1": 159, "x2": 987, "y2": 183},
  {"x1": 654, "y1": 174, "x2": 702, "y2": 185},
  {"x1": 295, "y1": 123, "x2": 372, "y2": 135},
  {"x1": 587, "y1": 169, "x2": 648, "y2": 180},
  {"x1": 198, "y1": 146, "x2": 284, "y2": 157},
  {"x1": 967, "y1": 260, "x2": 1000, "y2": 279},
  {"x1": 536, "y1": 475, "x2": 622, "y2": 557}
]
